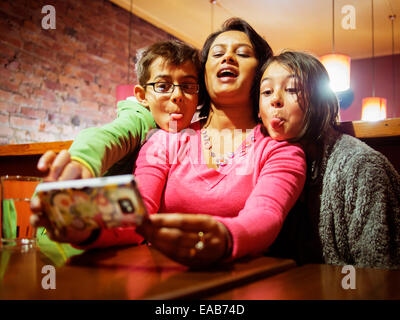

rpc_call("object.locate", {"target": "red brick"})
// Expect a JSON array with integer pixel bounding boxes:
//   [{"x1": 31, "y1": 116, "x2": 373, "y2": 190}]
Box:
[
  {"x1": 20, "y1": 106, "x2": 46, "y2": 119},
  {"x1": 0, "y1": 44, "x2": 15, "y2": 57},
  {"x1": 0, "y1": 100, "x2": 18, "y2": 112},
  {"x1": 10, "y1": 115, "x2": 39, "y2": 128},
  {"x1": 0, "y1": 125, "x2": 13, "y2": 137},
  {"x1": 0, "y1": 89, "x2": 13, "y2": 101},
  {"x1": 81, "y1": 100, "x2": 99, "y2": 111},
  {"x1": 12, "y1": 94, "x2": 35, "y2": 106},
  {"x1": 59, "y1": 75, "x2": 81, "y2": 88},
  {"x1": 34, "y1": 89, "x2": 57, "y2": 102},
  {"x1": 41, "y1": 99, "x2": 59, "y2": 111},
  {"x1": 0, "y1": 34, "x2": 23, "y2": 49},
  {"x1": 96, "y1": 94, "x2": 115, "y2": 107},
  {"x1": 0, "y1": 113, "x2": 9, "y2": 124},
  {"x1": 21, "y1": 75, "x2": 42, "y2": 88},
  {"x1": 17, "y1": 83, "x2": 35, "y2": 98},
  {"x1": 44, "y1": 80, "x2": 62, "y2": 91},
  {"x1": 23, "y1": 41, "x2": 55, "y2": 60},
  {"x1": 12, "y1": 72, "x2": 25, "y2": 85},
  {"x1": 77, "y1": 71, "x2": 94, "y2": 83},
  {"x1": 22, "y1": 20, "x2": 38, "y2": 32},
  {"x1": 26, "y1": 130, "x2": 60, "y2": 143},
  {"x1": 0, "y1": 78, "x2": 19, "y2": 92},
  {"x1": 38, "y1": 121, "x2": 63, "y2": 135}
]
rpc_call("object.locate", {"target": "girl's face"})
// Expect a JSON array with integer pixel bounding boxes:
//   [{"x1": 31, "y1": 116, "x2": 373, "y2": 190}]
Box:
[
  {"x1": 259, "y1": 62, "x2": 306, "y2": 141},
  {"x1": 204, "y1": 30, "x2": 258, "y2": 105}
]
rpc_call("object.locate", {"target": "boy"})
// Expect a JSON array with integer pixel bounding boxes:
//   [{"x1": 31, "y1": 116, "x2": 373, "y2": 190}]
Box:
[
  {"x1": 31, "y1": 40, "x2": 202, "y2": 244},
  {"x1": 37, "y1": 40, "x2": 202, "y2": 181}
]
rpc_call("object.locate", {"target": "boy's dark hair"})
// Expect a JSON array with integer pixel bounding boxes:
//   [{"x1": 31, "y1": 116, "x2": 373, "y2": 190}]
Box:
[
  {"x1": 258, "y1": 51, "x2": 339, "y2": 143},
  {"x1": 199, "y1": 17, "x2": 273, "y2": 120},
  {"x1": 135, "y1": 40, "x2": 203, "y2": 103}
]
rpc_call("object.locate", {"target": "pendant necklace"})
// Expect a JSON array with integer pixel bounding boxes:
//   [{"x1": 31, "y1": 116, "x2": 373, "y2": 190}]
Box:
[{"x1": 201, "y1": 128, "x2": 256, "y2": 167}]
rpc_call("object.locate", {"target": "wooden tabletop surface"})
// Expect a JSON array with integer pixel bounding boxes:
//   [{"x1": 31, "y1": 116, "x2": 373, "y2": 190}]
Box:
[
  {"x1": 208, "y1": 263, "x2": 400, "y2": 300},
  {"x1": 0, "y1": 244, "x2": 296, "y2": 300}
]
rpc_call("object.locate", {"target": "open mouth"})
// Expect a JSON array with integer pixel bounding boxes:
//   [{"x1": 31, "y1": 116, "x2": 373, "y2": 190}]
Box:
[{"x1": 217, "y1": 67, "x2": 238, "y2": 78}]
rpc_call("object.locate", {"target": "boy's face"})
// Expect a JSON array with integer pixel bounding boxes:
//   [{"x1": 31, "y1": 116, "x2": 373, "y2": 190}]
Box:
[
  {"x1": 259, "y1": 62, "x2": 306, "y2": 141},
  {"x1": 135, "y1": 57, "x2": 199, "y2": 132}
]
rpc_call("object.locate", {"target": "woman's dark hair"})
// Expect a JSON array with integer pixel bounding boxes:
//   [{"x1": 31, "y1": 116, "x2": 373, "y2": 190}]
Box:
[
  {"x1": 258, "y1": 51, "x2": 340, "y2": 143},
  {"x1": 199, "y1": 18, "x2": 273, "y2": 120}
]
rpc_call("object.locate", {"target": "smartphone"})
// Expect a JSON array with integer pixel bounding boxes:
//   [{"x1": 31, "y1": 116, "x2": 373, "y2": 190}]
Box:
[{"x1": 35, "y1": 174, "x2": 147, "y2": 233}]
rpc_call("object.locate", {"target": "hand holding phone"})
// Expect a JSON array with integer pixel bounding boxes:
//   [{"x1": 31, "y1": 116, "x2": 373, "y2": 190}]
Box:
[{"x1": 35, "y1": 175, "x2": 148, "y2": 239}]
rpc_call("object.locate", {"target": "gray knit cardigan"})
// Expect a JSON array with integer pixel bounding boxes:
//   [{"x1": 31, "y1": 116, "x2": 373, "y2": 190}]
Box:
[{"x1": 310, "y1": 132, "x2": 400, "y2": 269}]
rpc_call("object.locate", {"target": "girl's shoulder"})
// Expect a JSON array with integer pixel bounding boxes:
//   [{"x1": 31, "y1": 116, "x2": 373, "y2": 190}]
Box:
[{"x1": 328, "y1": 133, "x2": 397, "y2": 176}]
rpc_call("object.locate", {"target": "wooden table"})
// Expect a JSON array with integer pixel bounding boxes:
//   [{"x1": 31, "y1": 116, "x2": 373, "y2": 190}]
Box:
[
  {"x1": 0, "y1": 244, "x2": 296, "y2": 300},
  {"x1": 208, "y1": 264, "x2": 400, "y2": 300}
]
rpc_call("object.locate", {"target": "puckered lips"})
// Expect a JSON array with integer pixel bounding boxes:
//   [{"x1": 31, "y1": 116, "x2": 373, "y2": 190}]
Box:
[
  {"x1": 270, "y1": 116, "x2": 285, "y2": 129},
  {"x1": 170, "y1": 113, "x2": 183, "y2": 121},
  {"x1": 217, "y1": 66, "x2": 238, "y2": 81}
]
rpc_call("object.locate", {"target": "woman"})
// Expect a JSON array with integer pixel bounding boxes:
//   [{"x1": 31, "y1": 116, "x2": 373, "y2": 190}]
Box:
[
  {"x1": 32, "y1": 19, "x2": 307, "y2": 268},
  {"x1": 129, "y1": 21, "x2": 306, "y2": 267},
  {"x1": 258, "y1": 51, "x2": 400, "y2": 269}
]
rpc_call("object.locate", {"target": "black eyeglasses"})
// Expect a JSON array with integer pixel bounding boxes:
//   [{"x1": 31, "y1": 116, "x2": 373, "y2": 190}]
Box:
[{"x1": 144, "y1": 82, "x2": 199, "y2": 94}]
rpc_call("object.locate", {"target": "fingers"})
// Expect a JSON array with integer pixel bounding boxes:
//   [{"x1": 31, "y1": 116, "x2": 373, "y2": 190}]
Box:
[
  {"x1": 30, "y1": 195, "x2": 42, "y2": 213},
  {"x1": 149, "y1": 214, "x2": 220, "y2": 233},
  {"x1": 47, "y1": 150, "x2": 71, "y2": 181},
  {"x1": 37, "y1": 150, "x2": 57, "y2": 172},
  {"x1": 57, "y1": 161, "x2": 92, "y2": 181},
  {"x1": 37, "y1": 149, "x2": 72, "y2": 181},
  {"x1": 144, "y1": 215, "x2": 229, "y2": 267}
]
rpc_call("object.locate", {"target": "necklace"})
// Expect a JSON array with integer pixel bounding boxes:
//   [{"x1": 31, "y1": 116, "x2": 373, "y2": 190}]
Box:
[{"x1": 201, "y1": 128, "x2": 256, "y2": 167}]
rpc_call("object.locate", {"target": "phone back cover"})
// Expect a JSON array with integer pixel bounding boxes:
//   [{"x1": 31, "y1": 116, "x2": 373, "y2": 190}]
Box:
[{"x1": 38, "y1": 178, "x2": 147, "y2": 232}]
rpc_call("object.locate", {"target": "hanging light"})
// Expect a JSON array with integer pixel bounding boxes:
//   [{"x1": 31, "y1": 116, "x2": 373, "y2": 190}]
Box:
[
  {"x1": 210, "y1": 0, "x2": 217, "y2": 33},
  {"x1": 320, "y1": 0, "x2": 351, "y2": 92},
  {"x1": 361, "y1": 0, "x2": 387, "y2": 121},
  {"x1": 320, "y1": 54, "x2": 351, "y2": 92},
  {"x1": 116, "y1": 0, "x2": 135, "y2": 105},
  {"x1": 361, "y1": 97, "x2": 387, "y2": 121}
]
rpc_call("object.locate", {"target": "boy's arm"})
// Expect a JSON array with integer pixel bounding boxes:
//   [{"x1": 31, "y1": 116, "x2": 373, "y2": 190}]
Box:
[{"x1": 69, "y1": 99, "x2": 156, "y2": 177}]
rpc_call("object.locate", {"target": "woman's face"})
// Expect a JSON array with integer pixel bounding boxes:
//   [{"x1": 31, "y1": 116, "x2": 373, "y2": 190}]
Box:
[
  {"x1": 259, "y1": 62, "x2": 306, "y2": 141},
  {"x1": 204, "y1": 30, "x2": 258, "y2": 105}
]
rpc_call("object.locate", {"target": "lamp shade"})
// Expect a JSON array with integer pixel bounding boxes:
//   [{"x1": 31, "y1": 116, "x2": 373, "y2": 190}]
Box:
[
  {"x1": 361, "y1": 97, "x2": 387, "y2": 121},
  {"x1": 320, "y1": 53, "x2": 351, "y2": 92}
]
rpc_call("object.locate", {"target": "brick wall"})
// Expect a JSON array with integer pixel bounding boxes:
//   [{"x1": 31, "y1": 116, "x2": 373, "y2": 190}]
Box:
[{"x1": 0, "y1": 0, "x2": 176, "y2": 145}]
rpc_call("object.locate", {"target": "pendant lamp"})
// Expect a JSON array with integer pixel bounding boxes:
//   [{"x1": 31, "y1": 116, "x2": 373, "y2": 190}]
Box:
[
  {"x1": 320, "y1": 0, "x2": 351, "y2": 92},
  {"x1": 116, "y1": 0, "x2": 135, "y2": 105},
  {"x1": 361, "y1": 0, "x2": 387, "y2": 121}
]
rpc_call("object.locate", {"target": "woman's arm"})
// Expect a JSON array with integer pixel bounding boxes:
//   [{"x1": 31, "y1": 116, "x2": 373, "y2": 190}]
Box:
[
  {"x1": 138, "y1": 140, "x2": 306, "y2": 266},
  {"x1": 216, "y1": 141, "x2": 307, "y2": 260}
]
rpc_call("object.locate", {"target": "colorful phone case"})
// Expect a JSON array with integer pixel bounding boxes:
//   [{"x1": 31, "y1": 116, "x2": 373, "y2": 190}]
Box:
[{"x1": 36, "y1": 175, "x2": 147, "y2": 233}]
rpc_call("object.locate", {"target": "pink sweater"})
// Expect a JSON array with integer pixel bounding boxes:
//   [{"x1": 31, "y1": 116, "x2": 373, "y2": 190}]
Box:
[{"x1": 83, "y1": 123, "x2": 306, "y2": 259}]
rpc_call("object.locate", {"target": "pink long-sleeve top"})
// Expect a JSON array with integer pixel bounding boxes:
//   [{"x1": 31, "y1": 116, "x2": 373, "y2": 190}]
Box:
[{"x1": 81, "y1": 122, "x2": 306, "y2": 259}]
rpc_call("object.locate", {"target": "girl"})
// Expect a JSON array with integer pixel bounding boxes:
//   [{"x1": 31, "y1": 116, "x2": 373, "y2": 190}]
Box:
[{"x1": 259, "y1": 51, "x2": 400, "y2": 269}]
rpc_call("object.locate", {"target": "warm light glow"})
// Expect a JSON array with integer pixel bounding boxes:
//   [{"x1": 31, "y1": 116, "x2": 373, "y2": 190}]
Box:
[
  {"x1": 320, "y1": 54, "x2": 351, "y2": 92},
  {"x1": 361, "y1": 97, "x2": 387, "y2": 121}
]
